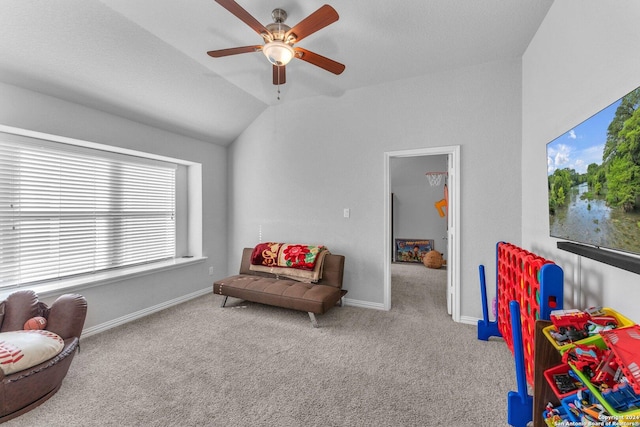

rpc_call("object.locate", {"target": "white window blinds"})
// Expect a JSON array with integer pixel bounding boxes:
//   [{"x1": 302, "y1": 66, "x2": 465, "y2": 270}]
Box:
[{"x1": 0, "y1": 133, "x2": 176, "y2": 289}]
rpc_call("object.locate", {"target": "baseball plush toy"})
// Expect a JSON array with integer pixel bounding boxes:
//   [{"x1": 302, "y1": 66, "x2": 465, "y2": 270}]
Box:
[{"x1": 24, "y1": 316, "x2": 47, "y2": 330}]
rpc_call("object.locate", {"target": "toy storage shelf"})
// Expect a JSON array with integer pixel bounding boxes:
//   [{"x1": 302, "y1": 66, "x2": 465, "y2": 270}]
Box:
[
  {"x1": 534, "y1": 317, "x2": 640, "y2": 426},
  {"x1": 533, "y1": 320, "x2": 562, "y2": 427}
]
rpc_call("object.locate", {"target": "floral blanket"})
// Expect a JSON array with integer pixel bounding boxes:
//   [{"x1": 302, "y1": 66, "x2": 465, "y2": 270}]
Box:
[
  {"x1": 249, "y1": 243, "x2": 329, "y2": 283},
  {"x1": 250, "y1": 243, "x2": 326, "y2": 270}
]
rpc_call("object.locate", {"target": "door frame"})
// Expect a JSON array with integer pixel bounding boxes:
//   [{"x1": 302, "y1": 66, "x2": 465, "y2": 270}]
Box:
[{"x1": 383, "y1": 145, "x2": 461, "y2": 322}]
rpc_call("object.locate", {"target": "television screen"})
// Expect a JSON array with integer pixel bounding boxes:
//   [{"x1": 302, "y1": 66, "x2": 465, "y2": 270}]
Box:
[{"x1": 547, "y1": 85, "x2": 640, "y2": 255}]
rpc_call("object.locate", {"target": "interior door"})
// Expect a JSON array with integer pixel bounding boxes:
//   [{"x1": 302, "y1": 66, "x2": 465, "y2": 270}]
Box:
[{"x1": 446, "y1": 153, "x2": 453, "y2": 315}]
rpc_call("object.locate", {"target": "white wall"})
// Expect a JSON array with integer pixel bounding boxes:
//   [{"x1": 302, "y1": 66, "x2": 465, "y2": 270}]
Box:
[
  {"x1": 0, "y1": 81, "x2": 228, "y2": 330},
  {"x1": 522, "y1": 1, "x2": 640, "y2": 322},
  {"x1": 390, "y1": 155, "x2": 448, "y2": 260},
  {"x1": 229, "y1": 58, "x2": 522, "y2": 317}
]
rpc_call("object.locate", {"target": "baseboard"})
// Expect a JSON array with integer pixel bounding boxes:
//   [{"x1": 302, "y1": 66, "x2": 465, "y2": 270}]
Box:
[
  {"x1": 82, "y1": 292, "x2": 435, "y2": 337},
  {"x1": 343, "y1": 298, "x2": 386, "y2": 310},
  {"x1": 82, "y1": 288, "x2": 211, "y2": 338},
  {"x1": 459, "y1": 315, "x2": 481, "y2": 326}
]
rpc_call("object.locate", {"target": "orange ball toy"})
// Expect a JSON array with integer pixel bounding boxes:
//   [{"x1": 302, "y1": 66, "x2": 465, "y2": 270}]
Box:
[{"x1": 24, "y1": 316, "x2": 47, "y2": 330}]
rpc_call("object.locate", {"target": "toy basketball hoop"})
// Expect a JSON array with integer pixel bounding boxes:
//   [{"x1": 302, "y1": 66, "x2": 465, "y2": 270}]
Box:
[{"x1": 425, "y1": 171, "x2": 447, "y2": 187}]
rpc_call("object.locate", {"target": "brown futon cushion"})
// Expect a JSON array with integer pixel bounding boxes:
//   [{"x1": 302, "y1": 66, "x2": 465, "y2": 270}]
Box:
[{"x1": 214, "y1": 275, "x2": 342, "y2": 314}]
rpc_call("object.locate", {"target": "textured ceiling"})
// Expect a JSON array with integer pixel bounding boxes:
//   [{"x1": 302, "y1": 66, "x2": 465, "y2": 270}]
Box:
[{"x1": 0, "y1": 0, "x2": 553, "y2": 146}]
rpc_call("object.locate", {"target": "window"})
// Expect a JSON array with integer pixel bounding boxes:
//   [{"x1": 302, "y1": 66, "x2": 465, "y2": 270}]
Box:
[{"x1": 0, "y1": 131, "x2": 177, "y2": 289}]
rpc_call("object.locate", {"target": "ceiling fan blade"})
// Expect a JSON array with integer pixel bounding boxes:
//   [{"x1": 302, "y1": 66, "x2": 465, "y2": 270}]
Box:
[
  {"x1": 285, "y1": 4, "x2": 339, "y2": 43},
  {"x1": 207, "y1": 45, "x2": 261, "y2": 57},
  {"x1": 294, "y1": 47, "x2": 345, "y2": 75},
  {"x1": 273, "y1": 65, "x2": 286, "y2": 85},
  {"x1": 215, "y1": 0, "x2": 271, "y2": 39}
]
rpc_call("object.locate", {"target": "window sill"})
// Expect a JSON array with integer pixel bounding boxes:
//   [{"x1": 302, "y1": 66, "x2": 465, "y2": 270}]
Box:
[{"x1": 0, "y1": 256, "x2": 207, "y2": 300}]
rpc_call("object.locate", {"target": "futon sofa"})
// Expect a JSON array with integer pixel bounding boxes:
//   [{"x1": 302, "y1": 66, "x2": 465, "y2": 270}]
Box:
[
  {"x1": 0, "y1": 290, "x2": 87, "y2": 423},
  {"x1": 213, "y1": 247, "x2": 346, "y2": 327}
]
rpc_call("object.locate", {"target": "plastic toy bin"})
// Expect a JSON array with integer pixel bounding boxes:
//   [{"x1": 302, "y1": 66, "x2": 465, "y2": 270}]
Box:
[
  {"x1": 542, "y1": 307, "x2": 636, "y2": 352},
  {"x1": 544, "y1": 363, "x2": 583, "y2": 400},
  {"x1": 560, "y1": 394, "x2": 581, "y2": 423}
]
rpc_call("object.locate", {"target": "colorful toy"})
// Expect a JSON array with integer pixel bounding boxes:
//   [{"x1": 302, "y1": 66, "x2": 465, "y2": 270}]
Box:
[
  {"x1": 559, "y1": 326, "x2": 640, "y2": 424},
  {"x1": 601, "y1": 382, "x2": 640, "y2": 412},
  {"x1": 434, "y1": 198, "x2": 447, "y2": 217},
  {"x1": 23, "y1": 316, "x2": 47, "y2": 330},
  {"x1": 426, "y1": 172, "x2": 448, "y2": 218},
  {"x1": 553, "y1": 373, "x2": 580, "y2": 395},
  {"x1": 547, "y1": 307, "x2": 619, "y2": 345},
  {"x1": 477, "y1": 242, "x2": 564, "y2": 427},
  {"x1": 550, "y1": 309, "x2": 592, "y2": 341},
  {"x1": 423, "y1": 250, "x2": 443, "y2": 269},
  {"x1": 562, "y1": 344, "x2": 605, "y2": 379},
  {"x1": 563, "y1": 389, "x2": 612, "y2": 424},
  {"x1": 592, "y1": 350, "x2": 620, "y2": 388},
  {"x1": 507, "y1": 301, "x2": 533, "y2": 427},
  {"x1": 552, "y1": 307, "x2": 618, "y2": 336},
  {"x1": 581, "y1": 402, "x2": 608, "y2": 423},
  {"x1": 601, "y1": 325, "x2": 640, "y2": 395},
  {"x1": 543, "y1": 401, "x2": 568, "y2": 426}
]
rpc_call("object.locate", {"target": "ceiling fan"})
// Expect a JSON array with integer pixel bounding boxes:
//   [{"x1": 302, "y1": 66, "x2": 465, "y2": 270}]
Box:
[{"x1": 207, "y1": 0, "x2": 345, "y2": 86}]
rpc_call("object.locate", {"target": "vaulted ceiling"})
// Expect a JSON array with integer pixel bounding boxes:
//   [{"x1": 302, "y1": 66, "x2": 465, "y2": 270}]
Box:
[{"x1": 0, "y1": 0, "x2": 553, "y2": 146}]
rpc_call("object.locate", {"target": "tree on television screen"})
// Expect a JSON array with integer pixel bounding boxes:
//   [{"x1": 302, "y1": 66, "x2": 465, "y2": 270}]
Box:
[{"x1": 602, "y1": 88, "x2": 640, "y2": 212}]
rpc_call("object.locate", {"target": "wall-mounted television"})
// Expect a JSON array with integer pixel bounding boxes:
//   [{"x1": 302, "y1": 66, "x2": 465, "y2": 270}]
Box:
[{"x1": 547, "y1": 85, "x2": 640, "y2": 256}]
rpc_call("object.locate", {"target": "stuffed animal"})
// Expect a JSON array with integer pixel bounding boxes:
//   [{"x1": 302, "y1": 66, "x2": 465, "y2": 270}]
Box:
[
  {"x1": 24, "y1": 316, "x2": 47, "y2": 330},
  {"x1": 423, "y1": 250, "x2": 444, "y2": 269}
]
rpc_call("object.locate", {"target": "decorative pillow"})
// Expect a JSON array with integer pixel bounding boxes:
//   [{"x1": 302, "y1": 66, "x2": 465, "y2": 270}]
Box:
[
  {"x1": 250, "y1": 242, "x2": 326, "y2": 270},
  {"x1": 0, "y1": 330, "x2": 64, "y2": 375}
]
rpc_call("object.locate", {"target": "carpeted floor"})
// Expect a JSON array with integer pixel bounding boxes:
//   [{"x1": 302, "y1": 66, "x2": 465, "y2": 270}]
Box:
[{"x1": 6, "y1": 263, "x2": 517, "y2": 426}]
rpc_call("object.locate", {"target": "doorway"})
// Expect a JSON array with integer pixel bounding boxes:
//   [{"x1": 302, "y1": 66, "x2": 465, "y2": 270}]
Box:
[{"x1": 383, "y1": 146, "x2": 460, "y2": 322}]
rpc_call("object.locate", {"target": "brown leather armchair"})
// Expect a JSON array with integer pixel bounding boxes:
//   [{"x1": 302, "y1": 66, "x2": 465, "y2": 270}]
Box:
[{"x1": 0, "y1": 290, "x2": 87, "y2": 423}]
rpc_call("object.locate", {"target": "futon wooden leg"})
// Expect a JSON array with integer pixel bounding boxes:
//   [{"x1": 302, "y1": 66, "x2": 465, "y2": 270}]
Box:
[
  {"x1": 308, "y1": 312, "x2": 319, "y2": 328},
  {"x1": 220, "y1": 296, "x2": 228, "y2": 308}
]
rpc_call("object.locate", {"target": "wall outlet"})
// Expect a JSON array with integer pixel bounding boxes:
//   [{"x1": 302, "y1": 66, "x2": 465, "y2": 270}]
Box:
[
  {"x1": 208, "y1": 266, "x2": 214, "y2": 276},
  {"x1": 343, "y1": 208, "x2": 350, "y2": 218}
]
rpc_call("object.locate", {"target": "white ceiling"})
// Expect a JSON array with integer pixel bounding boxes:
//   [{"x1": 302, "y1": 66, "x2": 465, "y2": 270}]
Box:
[{"x1": 0, "y1": 0, "x2": 553, "y2": 146}]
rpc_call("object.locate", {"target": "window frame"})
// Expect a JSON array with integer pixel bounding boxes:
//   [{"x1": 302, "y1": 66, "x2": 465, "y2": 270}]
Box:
[{"x1": 0, "y1": 124, "x2": 204, "y2": 299}]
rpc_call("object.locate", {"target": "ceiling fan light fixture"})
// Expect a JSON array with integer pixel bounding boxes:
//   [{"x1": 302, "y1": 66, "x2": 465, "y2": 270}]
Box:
[{"x1": 262, "y1": 41, "x2": 294, "y2": 66}]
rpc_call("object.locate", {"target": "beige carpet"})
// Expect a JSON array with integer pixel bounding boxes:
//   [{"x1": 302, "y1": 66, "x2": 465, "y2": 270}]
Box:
[{"x1": 6, "y1": 263, "x2": 517, "y2": 426}]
